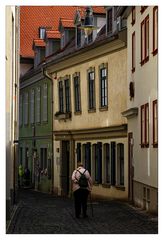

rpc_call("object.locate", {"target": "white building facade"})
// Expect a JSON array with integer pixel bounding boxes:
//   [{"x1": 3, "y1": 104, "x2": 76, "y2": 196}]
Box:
[{"x1": 121, "y1": 6, "x2": 158, "y2": 213}]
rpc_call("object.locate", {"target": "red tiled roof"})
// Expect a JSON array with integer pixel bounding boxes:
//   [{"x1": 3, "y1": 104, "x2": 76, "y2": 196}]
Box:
[
  {"x1": 20, "y1": 6, "x2": 105, "y2": 58},
  {"x1": 33, "y1": 39, "x2": 46, "y2": 48},
  {"x1": 46, "y1": 30, "x2": 61, "y2": 39},
  {"x1": 60, "y1": 18, "x2": 74, "y2": 28}
]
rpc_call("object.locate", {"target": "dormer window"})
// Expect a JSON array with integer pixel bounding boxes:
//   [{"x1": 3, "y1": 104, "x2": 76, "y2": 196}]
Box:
[
  {"x1": 76, "y1": 24, "x2": 82, "y2": 47},
  {"x1": 107, "y1": 8, "x2": 113, "y2": 34},
  {"x1": 33, "y1": 39, "x2": 46, "y2": 67},
  {"x1": 58, "y1": 18, "x2": 75, "y2": 49},
  {"x1": 39, "y1": 27, "x2": 46, "y2": 39}
]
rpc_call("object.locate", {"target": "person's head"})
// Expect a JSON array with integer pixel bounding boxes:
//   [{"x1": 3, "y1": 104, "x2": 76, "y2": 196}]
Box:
[{"x1": 77, "y1": 161, "x2": 83, "y2": 168}]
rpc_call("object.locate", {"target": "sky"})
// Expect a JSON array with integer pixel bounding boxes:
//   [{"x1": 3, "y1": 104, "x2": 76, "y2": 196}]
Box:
[{"x1": 0, "y1": 0, "x2": 163, "y2": 239}]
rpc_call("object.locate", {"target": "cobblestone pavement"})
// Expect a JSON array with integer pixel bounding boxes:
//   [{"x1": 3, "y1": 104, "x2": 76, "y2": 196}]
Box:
[{"x1": 7, "y1": 189, "x2": 158, "y2": 234}]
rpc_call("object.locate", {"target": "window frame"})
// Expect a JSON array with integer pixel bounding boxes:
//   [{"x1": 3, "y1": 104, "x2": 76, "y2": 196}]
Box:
[
  {"x1": 152, "y1": 6, "x2": 158, "y2": 56},
  {"x1": 141, "y1": 15, "x2": 149, "y2": 65},
  {"x1": 58, "y1": 80, "x2": 64, "y2": 113},
  {"x1": 87, "y1": 67, "x2": 96, "y2": 111},
  {"x1": 30, "y1": 89, "x2": 35, "y2": 124},
  {"x1": 64, "y1": 78, "x2": 71, "y2": 113},
  {"x1": 104, "y1": 143, "x2": 111, "y2": 184},
  {"x1": 42, "y1": 83, "x2": 48, "y2": 122},
  {"x1": 99, "y1": 63, "x2": 108, "y2": 110},
  {"x1": 153, "y1": 100, "x2": 158, "y2": 147},
  {"x1": 73, "y1": 73, "x2": 81, "y2": 113},
  {"x1": 141, "y1": 103, "x2": 149, "y2": 148},
  {"x1": 24, "y1": 92, "x2": 29, "y2": 126},
  {"x1": 132, "y1": 31, "x2": 136, "y2": 73},
  {"x1": 107, "y1": 8, "x2": 113, "y2": 34},
  {"x1": 36, "y1": 86, "x2": 41, "y2": 123}
]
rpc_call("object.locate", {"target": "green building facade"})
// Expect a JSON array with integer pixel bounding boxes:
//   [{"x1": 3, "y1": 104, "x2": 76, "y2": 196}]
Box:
[{"x1": 19, "y1": 68, "x2": 53, "y2": 192}]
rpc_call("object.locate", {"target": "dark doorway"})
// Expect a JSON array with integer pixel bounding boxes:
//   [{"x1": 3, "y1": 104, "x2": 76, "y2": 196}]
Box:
[{"x1": 61, "y1": 141, "x2": 70, "y2": 196}]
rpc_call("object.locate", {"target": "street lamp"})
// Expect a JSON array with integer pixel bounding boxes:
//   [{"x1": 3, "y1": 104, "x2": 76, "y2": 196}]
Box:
[{"x1": 80, "y1": 6, "x2": 98, "y2": 38}]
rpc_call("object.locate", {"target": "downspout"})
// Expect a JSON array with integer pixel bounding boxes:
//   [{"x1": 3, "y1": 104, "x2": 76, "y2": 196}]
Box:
[{"x1": 42, "y1": 67, "x2": 54, "y2": 194}]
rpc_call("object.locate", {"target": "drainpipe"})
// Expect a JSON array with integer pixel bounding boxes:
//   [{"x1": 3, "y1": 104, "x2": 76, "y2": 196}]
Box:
[{"x1": 42, "y1": 67, "x2": 54, "y2": 194}]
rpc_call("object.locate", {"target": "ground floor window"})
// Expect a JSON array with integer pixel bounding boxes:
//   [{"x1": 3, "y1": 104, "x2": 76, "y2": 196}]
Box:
[
  {"x1": 117, "y1": 143, "x2": 124, "y2": 186},
  {"x1": 40, "y1": 148, "x2": 47, "y2": 170},
  {"x1": 76, "y1": 140, "x2": 125, "y2": 187}
]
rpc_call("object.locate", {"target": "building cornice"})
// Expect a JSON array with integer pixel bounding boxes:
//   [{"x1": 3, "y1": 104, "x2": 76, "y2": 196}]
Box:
[
  {"x1": 53, "y1": 124, "x2": 127, "y2": 141},
  {"x1": 46, "y1": 29, "x2": 127, "y2": 74}
]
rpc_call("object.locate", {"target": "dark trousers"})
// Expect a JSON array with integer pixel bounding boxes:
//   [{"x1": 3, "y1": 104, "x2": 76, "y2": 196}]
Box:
[{"x1": 73, "y1": 188, "x2": 89, "y2": 217}]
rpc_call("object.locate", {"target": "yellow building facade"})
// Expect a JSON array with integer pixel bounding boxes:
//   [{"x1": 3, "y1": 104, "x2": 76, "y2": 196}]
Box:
[{"x1": 46, "y1": 29, "x2": 128, "y2": 200}]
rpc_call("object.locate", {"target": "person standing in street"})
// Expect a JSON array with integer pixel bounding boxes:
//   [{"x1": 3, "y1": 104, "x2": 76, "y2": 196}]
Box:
[
  {"x1": 18, "y1": 164, "x2": 24, "y2": 188},
  {"x1": 72, "y1": 161, "x2": 92, "y2": 218}
]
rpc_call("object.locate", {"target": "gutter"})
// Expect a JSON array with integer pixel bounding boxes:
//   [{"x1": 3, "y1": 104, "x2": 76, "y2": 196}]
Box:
[{"x1": 42, "y1": 66, "x2": 54, "y2": 194}]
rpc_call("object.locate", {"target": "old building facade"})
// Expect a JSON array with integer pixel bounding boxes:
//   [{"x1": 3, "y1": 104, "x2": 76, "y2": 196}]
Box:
[
  {"x1": 120, "y1": 6, "x2": 158, "y2": 213},
  {"x1": 6, "y1": 6, "x2": 20, "y2": 221},
  {"x1": 44, "y1": 7, "x2": 129, "y2": 200}
]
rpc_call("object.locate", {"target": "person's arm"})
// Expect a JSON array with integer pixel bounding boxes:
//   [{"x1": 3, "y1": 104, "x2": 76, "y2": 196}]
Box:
[{"x1": 72, "y1": 170, "x2": 78, "y2": 183}]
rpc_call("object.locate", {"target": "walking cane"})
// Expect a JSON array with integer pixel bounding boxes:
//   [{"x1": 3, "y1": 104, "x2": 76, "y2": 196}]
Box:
[{"x1": 89, "y1": 192, "x2": 93, "y2": 217}]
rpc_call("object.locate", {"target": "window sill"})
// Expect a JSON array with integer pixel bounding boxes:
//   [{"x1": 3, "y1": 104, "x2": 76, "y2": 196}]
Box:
[
  {"x1": 88, "y1": 108, "x2": 96, "y2": 113},
  {"x1": 140, "y1": 56, "x2": 149, "y2": 66},
  {"x1": 54, "y1": 112, "x2": 72, "y2": 120},
  {"x1": 152, "y1": 49, "x2": 158, "y2": 56},
  {"x1": 99, "y1": 106, "x2": 108, "y2": 112},
  {"x1": 115, "y1": 185, "x2": 125, "y2": 191},
  {"x1": 74, "y1": 111, "x2": 82, "y2": 115},
  {"x1": 152, "y1": 143, "x2": 158, "y2": 148},
  {"x1": 140, "y1": 143, "x2": 149, "y2": 148}
]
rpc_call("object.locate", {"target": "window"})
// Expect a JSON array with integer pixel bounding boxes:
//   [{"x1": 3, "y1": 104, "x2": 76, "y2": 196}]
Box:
[
  {"x1": 39, "y1": 27, "x2": 46, "y2": 39},
  {"x1": 153, "y1": 6, "x2": 158, "y2": 55},
  {"x1": 64, "y1": 79, "x2": 71, "y2": 113},
  {"x1": 153, "y1": 100, "x2": 158, "y2": 147},
  {"x1": 19, "y1": 147, "x2": 23, "y2": 165},
  {"x1": 25, "y1": 148, "x2": 29, "y2": 168},
  {"x1": 42, "y1": 83, "x2": 48, "y2": 122},
  {"x1": 77, "y1": 143, "x2": 81, "y2": 163},
  {"x1": 141, "y1": 103, "x2": 149, "y2": 147},
  {"x1": 104, "y1": 143, "x2": 111, "y2": 184},
  {"x1": 36, "y1": 87, "x2": 41, "y2": 123},
  {"x1": 94, "y1": 143, "x2": 102, "y2": 184},
  {"x1": 24, "y1": 92, "x2": 29, "y2": 125},
  {"x1": 111, "y1": 142, "x2": 116, "y2": 186},
  {"x1": 74, "y1": 74, "x2": 81, "y2": 112},
  {"x1": 141, "y1": 15, "x2": 149, "y2": 65},
  {"x1": 131, "y1": 7, "x2": 136, "y2": 25},
  {"x1": 83, "y1": 143, "x2": 91, "y2": 174},
  {"x1": 58, "y1": 81, "x2": 64, "y2": 113},
  {"x1": 117, "y1": 143, "x2": 124, "y2": 186},
  {"x1": 76, "y1": 25, "x2": 81, "y2": 47},
  {"x1": 107, "y1": 8, "x2": 113, "y2": 34},
  {"x1": 19, "y1": 94, "x2": 23, "y2": 126},
  {"x1": 40, "y1": 148, "x2": 47, "y2": 170},
  {"x1": 99, "y1": 64, "x2": 108, "y2": 108},
  {"x1": 30, "y1": 89, "x2": 35, "y2": 124},
  {"x1": 88, "y1": 68, "x2": 95, "y2": 110},
  {"x1": 132, "y1": 32, "x2": 135, "y2": 72}
]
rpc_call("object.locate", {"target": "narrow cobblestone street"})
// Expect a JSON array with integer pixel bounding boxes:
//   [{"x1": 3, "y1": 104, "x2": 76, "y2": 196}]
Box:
[{"x1": 7, "y1": 189, "x2": 158, "y2": 234}]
